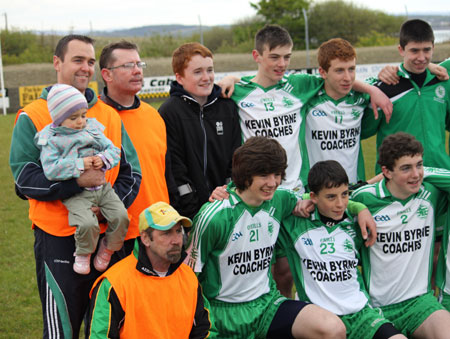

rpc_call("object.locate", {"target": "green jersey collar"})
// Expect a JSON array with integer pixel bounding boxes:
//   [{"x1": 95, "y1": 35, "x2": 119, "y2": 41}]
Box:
[{"x1": 241, "y1": 74, "x2": 289, "y2": 92}]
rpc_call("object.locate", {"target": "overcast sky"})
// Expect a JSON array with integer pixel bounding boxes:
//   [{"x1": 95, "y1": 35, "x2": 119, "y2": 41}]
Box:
[{"x1": 3, "y1": 0, "x2": 450, "y2": 32}]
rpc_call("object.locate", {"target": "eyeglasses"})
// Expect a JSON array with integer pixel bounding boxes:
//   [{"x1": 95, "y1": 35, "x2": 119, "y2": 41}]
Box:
[{"x1": 106, "y1": 61, "x2": 147, "y2": 70}]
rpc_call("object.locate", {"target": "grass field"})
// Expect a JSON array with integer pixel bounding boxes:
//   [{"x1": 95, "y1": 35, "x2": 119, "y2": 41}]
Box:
[{"x1": 0, "y1": 113, "x2": 40, "y2": 338}]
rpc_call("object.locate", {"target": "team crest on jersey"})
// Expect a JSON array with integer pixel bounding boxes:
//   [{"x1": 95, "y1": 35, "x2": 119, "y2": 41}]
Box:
[
  {"x1": 282, "y1": 96, "x2": 294, "y2": 108},
  {"x1": 434, "y1": 85, "x2": 446, "y2": 103},
  {"x1": 417, "y1": 205, "x2": 429, "y2": 219},
  {"x1": 343, "y1": 239, "x2": 354, "y2": 252},
  {"x1": 435, "y1": 85, "x2": 445, "y2": 98},
  {"x1": 351, "y1": 109, "x2": 362, "y2": 120}
]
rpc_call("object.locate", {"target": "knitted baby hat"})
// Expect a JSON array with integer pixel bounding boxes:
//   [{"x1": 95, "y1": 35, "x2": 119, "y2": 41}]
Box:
[{"x1": 47, "y1": 84, "x2": 88, "y2": 126}]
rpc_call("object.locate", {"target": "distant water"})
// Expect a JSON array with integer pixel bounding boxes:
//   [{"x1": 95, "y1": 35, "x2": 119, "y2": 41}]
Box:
[{"x1": 435, "y1": 30, "x2": 450, "y2": 43}]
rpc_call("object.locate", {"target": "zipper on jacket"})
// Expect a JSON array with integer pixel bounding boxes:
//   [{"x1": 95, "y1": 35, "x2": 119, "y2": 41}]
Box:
[{"x1": 199, "y1": 107, "x2": 208, "y2": 179}]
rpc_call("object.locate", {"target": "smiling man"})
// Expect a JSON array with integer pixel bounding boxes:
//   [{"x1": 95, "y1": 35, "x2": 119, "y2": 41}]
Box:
[
  {"x1": 9, "y1": 35, "x2": 141, "y2": 338},
  {"x1": 352, "y1": 132, "x2": 450, "y2": 338},
  {"x1": 100, "y1": 41, "x2": 171, "y2": 257},
  {"x1": 159, "y1": 42, "x2": 241, "y2": 220}
]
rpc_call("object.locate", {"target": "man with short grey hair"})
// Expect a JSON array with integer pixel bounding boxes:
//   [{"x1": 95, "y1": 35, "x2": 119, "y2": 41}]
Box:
[{"x1": 99, "y1": 41, "x2": 174, "y2": 257}]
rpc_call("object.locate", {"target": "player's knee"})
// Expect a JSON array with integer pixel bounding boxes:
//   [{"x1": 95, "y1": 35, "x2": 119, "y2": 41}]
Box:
[
  {"x1": 292, "y1": 306, "x2": 346, "y2": 339},
  {"x1": 319, "y1": 315, "x2": 346, "y2": 339}
]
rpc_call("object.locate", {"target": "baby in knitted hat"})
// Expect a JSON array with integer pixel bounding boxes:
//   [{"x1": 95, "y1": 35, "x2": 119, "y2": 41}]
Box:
[{"x1": 35, "y1": 84, "x2": 129, "y2": 275}]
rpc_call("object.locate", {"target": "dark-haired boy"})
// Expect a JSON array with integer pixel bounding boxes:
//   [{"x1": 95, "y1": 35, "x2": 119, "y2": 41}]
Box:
[
  {"x1": 362, "y1": 19, "x2": 450, "y2": 173},
  {"x1": 278, "y1": 160, "x2": 405, "y2": 339},
  {"x1": 351, "y1": 132, "x2": 450, "y2": 338},
  {"x1": 188, "y1": 136, "x2": 346, "y2": 338},
  {"x1": 367, "y1": 20, "x2": 450, "y2": 310}
]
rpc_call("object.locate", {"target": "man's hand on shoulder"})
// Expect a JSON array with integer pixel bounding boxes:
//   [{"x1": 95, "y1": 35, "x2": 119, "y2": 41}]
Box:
[
  {"x1": 428, "y1": 62, "x2": 450, "y2": 81},
  {"x1": 209, "y1": 185, "x2": 229, "y2": 202},
  {"x1": 378, "y1": 65, "x2": 400, "y2": 85},
  {"x1": 217, "y1": 76, "x2": 240, "y2": 98}
]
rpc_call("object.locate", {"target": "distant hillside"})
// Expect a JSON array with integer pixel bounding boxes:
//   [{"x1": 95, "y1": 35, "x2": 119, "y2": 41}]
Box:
[
  {"x1": 38, "y1": 14, "x2": 449, "y2": 38},
  {"x1": 93, "y1": 24, "x2": 192, "y2": 37},
  {"x1": 39, "y1": 24, "x2": 230, "y2": 37},
  {"x1": 100, "y1": 15, "x2": 450, "y2": 37},
  {"x1": 84, "y1": 24, "x2": 229, "y2": 37}
]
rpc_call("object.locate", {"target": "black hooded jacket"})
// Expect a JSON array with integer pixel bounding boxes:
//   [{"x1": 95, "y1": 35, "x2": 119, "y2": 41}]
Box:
[{"x1": 159, "y1": 81, "x2": 241, "y2": 219}]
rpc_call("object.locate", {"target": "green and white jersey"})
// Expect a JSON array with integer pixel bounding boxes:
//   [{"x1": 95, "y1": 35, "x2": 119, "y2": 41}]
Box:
[
  {"x1": 187, "y1": 186, "x2": 298, "y2": 303},
  {"x1": 351, "y1": 175, "x2": 447, "y2": 307},
  {"x1": 232, "y1": 74, "x2": 323, "y2": 192},
  {"x1": 422, "y1": 167, "x2": 450, "y2": 295},
  {"x1": 278, "y1": 211, "x2": 368, "y2": 315},
  {"x1": 303, "y1": 89, "x2": 369, "y2": 184}
]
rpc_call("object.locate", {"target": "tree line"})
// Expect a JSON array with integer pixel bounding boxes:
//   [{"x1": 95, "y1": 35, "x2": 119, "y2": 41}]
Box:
[{"x1": 1, "y1": 0, "x2": 405, "y2": 65}]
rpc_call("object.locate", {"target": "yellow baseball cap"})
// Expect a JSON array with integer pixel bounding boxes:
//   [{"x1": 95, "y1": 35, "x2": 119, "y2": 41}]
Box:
[{"x1": 139, "y1": 202, "x2": 192, "y2": 232}]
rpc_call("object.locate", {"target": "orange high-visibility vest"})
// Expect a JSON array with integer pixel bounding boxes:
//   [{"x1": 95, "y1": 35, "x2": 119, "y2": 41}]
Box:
[
  {"x1": 112, "y1": 101, "x2": 169, "y2": 240},
  {"x1": 96, "y1": 254, "x2": 198, "y2": 338},
  {"x1": 18, "y1": 98, "x2": 122, "y2": 236}
]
